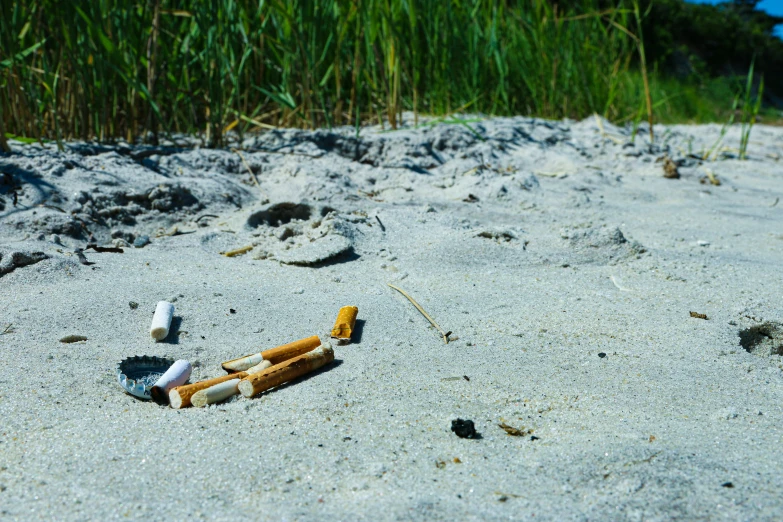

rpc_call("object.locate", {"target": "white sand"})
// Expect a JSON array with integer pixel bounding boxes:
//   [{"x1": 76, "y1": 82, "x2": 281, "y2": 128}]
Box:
[{"x1": 1, "y1": 116, "x2": 782, "y2": 520}]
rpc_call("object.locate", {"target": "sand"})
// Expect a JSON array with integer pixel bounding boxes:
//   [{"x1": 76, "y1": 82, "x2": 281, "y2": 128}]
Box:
[{"x1": 1, "y1": 115, "x2": 782, "y2": 520}]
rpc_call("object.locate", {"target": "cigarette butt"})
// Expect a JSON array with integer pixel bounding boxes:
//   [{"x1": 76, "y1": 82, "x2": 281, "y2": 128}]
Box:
[
  {"x1": 238, "y1": 343, "x2": 334, "y2": 398},
  {"x1": 150, "y1": 359, "x2": 191, "y2": 405},
  {"x1": 191, "y1": 378, "x2": 242, "y2": 407},
  {"x1": 169, "y1": 360, "x2": 272, "y2": 409},
  {"x1": 221, "y1": 335, "x2": 322, "y2": 372},
  {"x1": 169, "y1": 371, "x2": 248, "y2": 409},
  {"x1": 150, "y1": 301, "x2": 175, "y2": 340},
  {"x1": 331, "y1": 306, "x2": 358, "y2": 339}
]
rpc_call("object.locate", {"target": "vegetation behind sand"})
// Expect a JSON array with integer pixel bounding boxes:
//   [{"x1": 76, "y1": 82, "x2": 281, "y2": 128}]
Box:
[{"x1": 1, "y1": 0, "x2": 780, "y2": 146}]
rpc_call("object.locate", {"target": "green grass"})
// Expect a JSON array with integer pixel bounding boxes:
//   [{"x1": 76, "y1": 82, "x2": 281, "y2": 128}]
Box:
[{"x1": 0, "y1": 0, "x2": 768, "y2": 147}]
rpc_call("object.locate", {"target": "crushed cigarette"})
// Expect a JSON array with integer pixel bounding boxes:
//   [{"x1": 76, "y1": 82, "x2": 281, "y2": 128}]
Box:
[
  {"x1": 387, "y1": 283, "x2": 451, "y2": 344},
  {"x1": 150, "y1": 359, "x2": 192, "y2": 405},
  {"x1": 331, "y1": 306, "x2": 359, "y2": 340},
  {"x1": 238, "y1": 343, "x2": 334, "y2": 398},
  {"x1": 150, "y1": 301, "x2": 175, "y2": 341},
  {"x1": 222, "y1": 335, "x2": 322, "y2": 372},
  {"x1": 223, "y1": 245, "x2": 254, "y2": 257}
]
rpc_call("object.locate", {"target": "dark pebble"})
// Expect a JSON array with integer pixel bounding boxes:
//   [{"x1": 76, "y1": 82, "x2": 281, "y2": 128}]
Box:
[
  {"x1": 229, "y1": 309, "x2": 236, "y2": 314},
  {"x1": 129, "y1": 301, "x2": 139, "y2": 309},
  {"x1": 451, "y1": 418, "x2": 480, "y2": 439},
  {"x1": 598, "y1": 352, "x2": 606, "y2": 358},
  {"x1": 722, "y1": 482, "x2": 734, "y2": 488}
]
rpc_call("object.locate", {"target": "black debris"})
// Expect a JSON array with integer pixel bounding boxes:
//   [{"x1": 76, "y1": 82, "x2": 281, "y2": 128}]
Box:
[
  {"x1": 722, "y1": 482, "x2": 734, "y2": 488},
  {"x1": 129, "y1": 301, "x2": 139, "y2": 309},
  {"x1": 530, "y1": 435, "x2": 540, "y2": 441},
  {"x1": 86, "y1": 244, "x2": 124, "y2": 253},
  {"x1": 229, "y1": 308, "x2": 236, "y2": 314},
  {"x1": 375, "y1": 215, "x2": 386, "y2": 232},
  {"x1": 463, "y1": 375, "x2": 470, "y2": 381},
  {"x1": 451, "y1": 418, "x2": 480, "y2": 439},
  {"x1": 598, "y1": 352, "x2": 606, "y2": 358}
]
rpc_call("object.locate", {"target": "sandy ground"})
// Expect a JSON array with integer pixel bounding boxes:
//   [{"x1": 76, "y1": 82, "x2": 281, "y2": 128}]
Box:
[{"x1": 1, "y1": 116, "x2": 782, "y2": 520}]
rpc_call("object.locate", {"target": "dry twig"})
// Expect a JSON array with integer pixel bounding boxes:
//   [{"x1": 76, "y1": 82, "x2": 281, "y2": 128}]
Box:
[{"x1": 387, "y1": 283, "x2": 451, "y2": 344}]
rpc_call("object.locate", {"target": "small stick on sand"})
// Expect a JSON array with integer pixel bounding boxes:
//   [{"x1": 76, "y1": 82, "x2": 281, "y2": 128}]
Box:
[
  {"x1": 221, "y1": 335, "x2": 322, "y2": 372},
  {"x1": 238, "y1": 343, "x2": 334, "y2": 398},
  {"x1": 223, "y1": 245, "x2": 254, "y2": 257},
  {"x1": 387, "y1": 283, "x2": 451, "y2": 344},
  {"x1": 232, "y1": 148, "x2": 260, "y2": 186}
]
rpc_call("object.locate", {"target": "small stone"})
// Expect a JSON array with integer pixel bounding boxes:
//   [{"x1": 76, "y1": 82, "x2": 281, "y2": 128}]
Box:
[
  {"x1": 451, "y1": 418, "x2": 480, "y2": 439},
  {"x1": 133, "y1": 235, "x2": 151, "y2": 248},
  {"x1": 721, "y1": 482, "x2": 734, "y2": 488},
  {"x1": 112, "y1": 238, "x2": 130, "y2": 248},
  {"x1": 129, "y1": 301, "x2": 139, "y2": 310},
  {"x1": 598, "y1": 352, "x2": 607, "y2": 358},
  {"x1": 50, "y1": 234, "x2": 62, "y2": 245}
]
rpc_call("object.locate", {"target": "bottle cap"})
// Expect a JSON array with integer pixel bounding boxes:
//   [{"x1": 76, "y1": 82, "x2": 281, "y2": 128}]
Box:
[{"x1": 116, "y1": 355, "x2": 174, "y2": 400}]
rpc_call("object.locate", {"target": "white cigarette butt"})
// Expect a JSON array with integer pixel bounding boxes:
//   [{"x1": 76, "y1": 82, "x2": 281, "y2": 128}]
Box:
[
  {"x1": 150, "y1": 301, "x2": 175, "y2": 341},
  {"x1": 191, "y1": 378, "x2": 241, "y2": 407},
  {"x1": 224, "y1": 352, "x2": 265, "y2": 372},
  {"x1": 151, "y1": 359, "x2": 191, "y2": 405},
  {"x1": 246, "y1": 359, "x2": 273, "y2": 374}
]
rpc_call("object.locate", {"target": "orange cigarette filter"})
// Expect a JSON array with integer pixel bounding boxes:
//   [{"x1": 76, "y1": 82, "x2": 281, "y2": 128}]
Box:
[
  {"x1": 169, "y1": 372, "x2": 248, "y2": 409},
  {"x1": 331, "y1": 306, "x2": 358, "y2": 339},
  {"x1": 221, "y1": 335, "x2": 322, "y2": 373},
  {"x1": 238, "y1": 343, "x2": 334, "y2": 398}
]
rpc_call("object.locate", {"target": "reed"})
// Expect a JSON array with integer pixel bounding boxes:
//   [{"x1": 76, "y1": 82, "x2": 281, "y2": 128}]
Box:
[{"x1": 0, "y1": 0, "x2": 737, "y2": 144}]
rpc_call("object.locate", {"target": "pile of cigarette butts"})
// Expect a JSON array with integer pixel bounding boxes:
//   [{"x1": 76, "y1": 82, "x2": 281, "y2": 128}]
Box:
[{"x1": 118, "y1": 301, "x2": 359, "y2": 409}]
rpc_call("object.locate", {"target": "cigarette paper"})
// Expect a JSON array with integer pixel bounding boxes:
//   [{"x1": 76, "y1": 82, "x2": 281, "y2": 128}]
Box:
[
  {"x1": 221, "y1": 335, "x2": 321, "y2": 372},
  {"x1": 331, "y1": 306, "x2": 358, "y2": 339},
  {"x1": 150, "y1": 359, "x2": 191, "y2": 405},
  {"x1": 169, "y1": 360, "x2": 272, "y2": 409},
  {"x1": 150, "y1": 301, "x2": 175, "y2": 341},
  {"x1": 238, "y1": 343, "x2": 334, "y2": 398},
  {"x1": 191, "y1": 378, "x2": 242, "y2": 407}
]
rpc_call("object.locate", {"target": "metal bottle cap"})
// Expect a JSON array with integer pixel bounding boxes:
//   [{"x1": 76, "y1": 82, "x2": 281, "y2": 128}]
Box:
[{"x1": 116, "y1": 355, "x2": 174, "y2": 400}]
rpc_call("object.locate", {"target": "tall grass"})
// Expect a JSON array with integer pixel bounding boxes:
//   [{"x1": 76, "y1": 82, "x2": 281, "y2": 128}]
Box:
[{"x1": 0, "y1": 0, "x2": 728, "y2": 145}]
